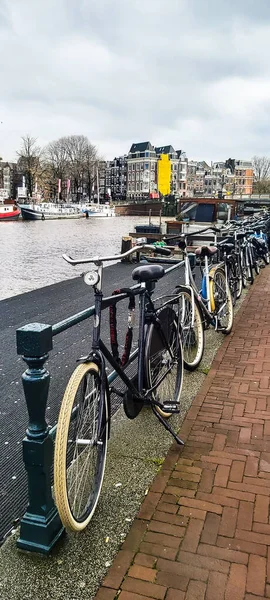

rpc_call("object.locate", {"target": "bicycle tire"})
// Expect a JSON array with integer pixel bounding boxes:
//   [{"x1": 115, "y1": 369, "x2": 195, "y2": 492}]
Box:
[
  {"x1": 246, "y1": 247, "x2": 254, "y2": 284},
  {"x1": 54, "y1": 362, "x2": 109, "y2": 532},
  {"x1": 240, "y1": 249, "x2": 248, "y2": 288},
  {"x1": 250, "y1": 244, "x2": 260, "y2": 275},
  {"x1": 254, "y1": 256, "x2": 260, "y2": 275},
  {"x1": 227, "y1": 263, "x2": 237, "y2": 307},
  {"x1": 235, "y1": 257, "x2": 243, "y2": 300},
  {"x1": 173, "y1": 287, "x2": 205, "y2": 371},
  {"x1": 210, "y1": 268, "x2": 234, "y2": 334},
  {"x1": 145, "y1": 305, "x2": 183, "y2": 418}
]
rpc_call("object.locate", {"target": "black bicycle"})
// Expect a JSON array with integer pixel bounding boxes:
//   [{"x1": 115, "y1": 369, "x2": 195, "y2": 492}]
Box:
[{"x1": 54, "y1": 243, "x2": 184, "y2": 531}]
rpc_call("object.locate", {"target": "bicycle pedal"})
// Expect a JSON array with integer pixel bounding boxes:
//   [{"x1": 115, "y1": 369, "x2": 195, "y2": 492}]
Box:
[
  {"x1": 162, "y1": 402, "x2": 180, "y2": 414},
  {"x1": 109, "y1": 386, "x2": 125, "y2": 398}
]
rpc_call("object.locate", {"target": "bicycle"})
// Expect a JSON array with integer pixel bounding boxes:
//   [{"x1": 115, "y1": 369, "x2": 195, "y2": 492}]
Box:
[
  {"x1": 150, "y1": 227, "x2": 234, "y2": 371},
  {"x1": 54, "y1": 243, "x2": 184, "y2": 531}
]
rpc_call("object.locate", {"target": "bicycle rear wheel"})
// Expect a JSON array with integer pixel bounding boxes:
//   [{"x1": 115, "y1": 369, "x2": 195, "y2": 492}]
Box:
[
  {"x1": 228, "y1": 263, "x2": 238, "y2": 307},
  {"x1": 174, "y1": 287, "x2": 205, "y2": 371},
  {"x1": 235, "y1": 257, "x2": 243, "y2": 300},
  {"x1": 145, "y1": 305, "x2": 183, "y2": 417},
  {"x1": 210, "y1": 268, "x2": 234, "y2": 334},
  {"x1": 240, "y1": 249, "x2": 248, "y2": 288},
  {"x1": 246, "y1": 247, "x2": 254, "y2": 284},
  {"x1": 54, "y1": 362, "x2": 108, "y2": 531}
]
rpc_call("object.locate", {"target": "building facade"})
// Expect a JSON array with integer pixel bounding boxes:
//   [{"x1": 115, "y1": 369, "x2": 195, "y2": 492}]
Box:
[
  {"x1": 126, "y1": 142, "x2": 157, "y2": 199},
  {"x1": 177, "y1": 151, "x2": 188, "y2": 198},
  {"x1": 234, "y1": 160, "x2": 253, "y2": 195},
  {"x1": 187, "y1": 161, "x2": 210, "y2": 196},
  {"x1": 0, "y1": 162, "x2": 18, "y2": 199},
  {"x1": 105, "y1": 155, "x2": 127, "y2": 200},
  {"x1": 187, "y1": 159, "x2": 254, "y2": 198},
  {"x1": 126, "y1": 142, "x2": 188, "y2": 200}
]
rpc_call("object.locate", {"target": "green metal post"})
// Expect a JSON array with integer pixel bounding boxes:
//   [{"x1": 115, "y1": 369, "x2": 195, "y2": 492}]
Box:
[{"x1": 16, "y1": 323, "x2": 64, "y2": 554}]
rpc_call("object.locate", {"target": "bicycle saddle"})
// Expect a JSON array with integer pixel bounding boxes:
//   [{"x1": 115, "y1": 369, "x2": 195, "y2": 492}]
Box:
[
  {"x1": 195, "y1": 246, "x2": 217, "y2": 258},
  {"x1": 132, "y1": 264, "x2": 165, "y2": 282}
]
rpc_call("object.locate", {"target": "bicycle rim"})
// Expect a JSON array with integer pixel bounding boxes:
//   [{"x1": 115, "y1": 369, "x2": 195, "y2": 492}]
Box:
[
  {"x1": 175, "y1": 289, "x2": 204, "y2": 371},
  {"x1": 211, "y1": 269, "x2": 234, "y2": 334},
  {"x1": 145, "y1": 305, "x2": 183, "y2": 417},
  {"x1": 54, "y1": 362, "x2": 108, "y2": 531}
]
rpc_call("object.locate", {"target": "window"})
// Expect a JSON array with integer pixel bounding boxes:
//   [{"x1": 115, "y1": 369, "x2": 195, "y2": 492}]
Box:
[
  {"x1": 132, "y1": 173, "x2": 135, "y2": 181},
  {"x1": 141, "y1": 163, "x2": 144, "y2": 170},
  {"x1": 151, "y1": 163, "x2": 155, "y2": 170},
  {"x1": 136, "y1": 163, "x2": 140, "y2": 170},
  {"x1": 145, "y1": 151, "x2": 149, "y2": 157},
  {"x1": 128, "y1": 164, "x2": 131, "y2": 171},
  {"x1": 132, "y1": 164, "x2": 135, "y2": 170},
  {"x1": 145, "y1": 163, "x2": 149, "y2": 170}
]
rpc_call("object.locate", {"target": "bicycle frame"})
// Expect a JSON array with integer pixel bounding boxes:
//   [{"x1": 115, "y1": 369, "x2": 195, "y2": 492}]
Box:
[
  {"x1": 62, "y1": 245, "x2": 181, "y2": 412},
  {"x1": 91, "y1": 280, "x2": 176, "y2": 402},
  {"x1": 182, "y1": 248, "x2": 226, "y2": 329}
]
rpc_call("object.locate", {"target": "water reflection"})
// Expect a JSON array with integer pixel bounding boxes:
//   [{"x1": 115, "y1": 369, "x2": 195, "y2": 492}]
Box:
[{"x1": 0, "y1": 216, "x2": 152, "y2": 300}]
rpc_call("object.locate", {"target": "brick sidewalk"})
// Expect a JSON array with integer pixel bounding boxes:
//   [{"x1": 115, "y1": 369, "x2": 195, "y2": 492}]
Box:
[{"x1": 95, "y1": 268, "x2": 270, "y2": 600}]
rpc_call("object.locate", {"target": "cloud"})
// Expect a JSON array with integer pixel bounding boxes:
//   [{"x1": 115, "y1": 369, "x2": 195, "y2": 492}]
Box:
[{"x1": 0, "y1": 0, "x2": 270, "y2": 161}]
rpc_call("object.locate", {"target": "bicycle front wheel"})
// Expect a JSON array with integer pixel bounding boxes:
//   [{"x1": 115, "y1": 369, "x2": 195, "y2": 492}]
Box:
[
  {"x1": 174, "y1": 287, "x2": 205, "y2": 371},
  {"x1": 210, "y1": 268, "x2": 234, "y2": 334},
  {"x1": 54, "y1": 362, "x2": 109, "y2": 531},
  {"x1": 145, "y1": 305, "x2": 183, "y2": 417}
]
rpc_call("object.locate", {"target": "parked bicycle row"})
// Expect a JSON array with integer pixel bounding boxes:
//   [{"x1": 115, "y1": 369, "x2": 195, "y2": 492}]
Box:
[
  {"x1": 52, "y1": 211, "x2": 270, "y2": 532},
  {"x1": 161, "y1": 210, "x2": 270, "y2": 372}
]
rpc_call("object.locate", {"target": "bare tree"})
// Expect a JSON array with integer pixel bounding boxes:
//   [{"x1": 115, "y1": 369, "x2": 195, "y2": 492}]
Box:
[
  {"x1": 17, "y1": 135, "x2": 43, "y2": 198},
  {"x1": 45, "y1": 139, "x2": 69, "y2": 200},
  {"x1": 84, "y1": 143, "x2": 99, "y2": 200},
  {"x1": 62, "y1": 135, "x2": 88, "y2": 201},
  {"x1": 252, "y1": 156, "x2": 270, "y2": 195},
  {"x1": 57, "y1": 135, "x2": 100, "y2": 201}
]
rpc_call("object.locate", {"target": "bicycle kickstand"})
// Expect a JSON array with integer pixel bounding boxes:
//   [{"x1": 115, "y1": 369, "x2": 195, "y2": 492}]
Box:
[{"x1": 151, "y1": 405, "x2": 184, "y2": 446}]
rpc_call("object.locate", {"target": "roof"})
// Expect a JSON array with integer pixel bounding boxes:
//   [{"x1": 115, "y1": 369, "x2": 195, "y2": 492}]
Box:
[
  {"x1": 129, "y1": 141, "x2": 153, "y2": 153},
  {"x1": 155, "y1": 145, "x2": 175, "y2": 155}
]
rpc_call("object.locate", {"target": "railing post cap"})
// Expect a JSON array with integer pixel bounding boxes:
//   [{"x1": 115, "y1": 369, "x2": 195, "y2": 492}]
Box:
[{"x1": 16, "y1": 323, "x2": 53, "y2": 356}]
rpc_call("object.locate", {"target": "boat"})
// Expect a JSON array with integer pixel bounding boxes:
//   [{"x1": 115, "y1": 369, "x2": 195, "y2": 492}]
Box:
[
  {"x1": 0, "y1": 201, "x2": 20, "y2": 221},
  {"x1": 18, "y1": 202, "x2": 85, "y2": 221},
  {"x1": 78, "y1": 166, "x2": 115, "y2": 217},
  {"x1": 80, "y1": 202, "x2": 115, "y2": 218}
]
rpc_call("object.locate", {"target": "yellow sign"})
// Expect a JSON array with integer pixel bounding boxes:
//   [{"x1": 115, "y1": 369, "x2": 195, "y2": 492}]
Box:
[{"x1": 158, "y1": 154, "x2": 171, "y2": 196}]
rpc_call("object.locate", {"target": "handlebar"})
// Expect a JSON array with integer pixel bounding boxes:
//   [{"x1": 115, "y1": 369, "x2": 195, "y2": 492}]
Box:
[
  {"x1": 164, "y1": 226, "x2": 220, "y2": 243},
  {"x1": 63, "y1": 243, "x2": 171, "y2": 266}
]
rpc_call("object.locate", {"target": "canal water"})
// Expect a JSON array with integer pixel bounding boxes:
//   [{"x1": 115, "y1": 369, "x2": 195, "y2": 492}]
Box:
[{"x1": 0, "y1": 216, "x2": 156, "y2": 300}]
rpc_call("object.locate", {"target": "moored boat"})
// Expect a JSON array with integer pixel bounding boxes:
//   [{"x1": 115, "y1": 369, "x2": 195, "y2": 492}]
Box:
[
  {"x1": 0, "y1": 202, "x2": 20, "y2": 221},
  {"x1": 80, "y1": 202, "x2": 115, "y2": 218},
  {"x1": 18, "y1": 202, "x2": 85, "y2": 220}
]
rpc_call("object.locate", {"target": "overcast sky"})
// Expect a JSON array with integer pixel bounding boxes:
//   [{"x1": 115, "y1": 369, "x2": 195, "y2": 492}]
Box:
[{"x1": 0, "y1": 0, "x2": 270, "y2": 163}]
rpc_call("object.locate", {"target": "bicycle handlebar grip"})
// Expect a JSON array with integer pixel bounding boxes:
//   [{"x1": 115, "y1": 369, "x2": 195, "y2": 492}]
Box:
[{"x1": 153, "y1": 247, "x2": 171, "y2": 256}]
